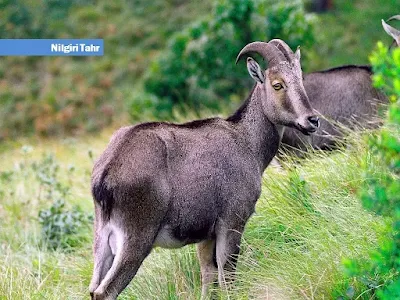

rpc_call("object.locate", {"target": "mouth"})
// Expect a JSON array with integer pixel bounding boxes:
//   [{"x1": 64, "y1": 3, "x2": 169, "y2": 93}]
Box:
[{"x1": 296, "y1": 124, "x2": 318, "y2": 135}]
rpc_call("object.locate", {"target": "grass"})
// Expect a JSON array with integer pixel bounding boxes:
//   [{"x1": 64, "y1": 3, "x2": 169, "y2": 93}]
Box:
[{"x1": 0, "y1": 128, "x2": 390, "y2": 299}]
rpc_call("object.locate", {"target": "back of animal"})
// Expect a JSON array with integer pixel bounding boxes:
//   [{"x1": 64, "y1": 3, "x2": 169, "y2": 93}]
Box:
[
  {"x1": 281, "y1": 66, "x2": 386, "y2": 150},
  {"x1": 281, "y1": 17, "x2": 400, "y2": 152}
]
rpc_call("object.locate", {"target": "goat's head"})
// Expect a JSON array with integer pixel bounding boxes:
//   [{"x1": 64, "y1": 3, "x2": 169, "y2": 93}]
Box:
[
  {"x1": 382, "y1": 16, "x2": 400, "y2": 47},
  {"x1": 236, "y1": 39, "x2": 319, "y2": 135}
]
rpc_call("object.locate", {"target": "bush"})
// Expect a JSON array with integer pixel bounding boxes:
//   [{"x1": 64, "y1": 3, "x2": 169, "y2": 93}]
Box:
[
  {"x1": 132, "y1": 0, "x2": 316, "y2": 120},
  {"x1": 335, "y1": 43, "x2": 400, "y2": 299},
  {"x1": 38, "y1": 198, "x2": 92, "y2": 251},
  {"x1": 33, "y1": 154, "x2": 92, "y2": 250}
]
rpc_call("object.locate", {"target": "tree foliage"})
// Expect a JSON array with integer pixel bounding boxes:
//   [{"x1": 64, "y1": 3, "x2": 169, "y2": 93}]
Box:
[
  {"x1": 337, "y1": 43, "x2": 400, "y2": 300},
  {"x1": 132, "y1": 0, "x2": 315, "y2": 120}
]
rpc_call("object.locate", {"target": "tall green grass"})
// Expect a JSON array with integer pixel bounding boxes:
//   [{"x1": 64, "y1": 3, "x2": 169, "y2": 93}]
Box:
[{"x1": 0, "y1": 128, "x2": 390, "y2": 299}]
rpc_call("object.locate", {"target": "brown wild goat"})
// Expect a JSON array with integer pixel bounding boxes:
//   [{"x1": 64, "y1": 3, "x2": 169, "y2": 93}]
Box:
[
  {"x1": 281, "y1": 18, "x2": 400, "y2": 151},
  {"x1": 89, "y1": 39, "x2": 319, "y2": 299}
]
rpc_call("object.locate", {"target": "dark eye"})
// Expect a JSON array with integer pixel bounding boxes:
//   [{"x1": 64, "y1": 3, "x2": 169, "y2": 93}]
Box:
[{"x1": 273, "y1": 83, "x2": 283, "y2": 90}]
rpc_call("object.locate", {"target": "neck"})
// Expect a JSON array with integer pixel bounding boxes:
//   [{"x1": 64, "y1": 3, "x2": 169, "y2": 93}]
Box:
[{"x1": 227, "y1": 84, "x2": 281, "y2": 171}]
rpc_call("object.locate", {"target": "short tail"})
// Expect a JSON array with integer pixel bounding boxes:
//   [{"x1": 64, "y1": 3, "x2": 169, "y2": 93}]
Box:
[{"x1": 92, "y1": 169, "x2": 114, "y2": 221}]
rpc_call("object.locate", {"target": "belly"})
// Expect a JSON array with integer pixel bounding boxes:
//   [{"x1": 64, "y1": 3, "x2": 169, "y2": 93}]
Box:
[
  {"x1": 153, "y1": 220, "x2": 215, "y2": 249},
  {"x1": 153, "y1": 227, "x2": 187, "y2": 249}
]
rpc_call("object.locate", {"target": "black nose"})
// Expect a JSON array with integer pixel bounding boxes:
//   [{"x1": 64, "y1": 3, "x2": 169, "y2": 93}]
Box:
[{"x1": 308, "y1": 116, "x2": 319, "y2": 128}]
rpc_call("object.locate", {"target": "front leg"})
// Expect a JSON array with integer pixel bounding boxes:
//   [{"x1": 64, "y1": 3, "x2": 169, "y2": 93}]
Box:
[
  {"x1": 215, "y1": 222, "x2": 243, "y2": 291},
  {"x1": 196, "y1": 239, "x2": 218, "y2": 299}
]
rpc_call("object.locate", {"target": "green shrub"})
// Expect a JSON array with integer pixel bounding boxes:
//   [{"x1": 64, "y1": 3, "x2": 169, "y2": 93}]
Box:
[
  {"x1": 32, "y1": 154, "x2": 92, "y2": 250},
  {"x1": 335, "y1": 43, "x2": 400, "y2": 299},
  {"x1": 38, "y1": 198, "x2": 92, "y2": 251},
  {"x1": 133, "y1": 0, "x2": 316, "y2": 120}
]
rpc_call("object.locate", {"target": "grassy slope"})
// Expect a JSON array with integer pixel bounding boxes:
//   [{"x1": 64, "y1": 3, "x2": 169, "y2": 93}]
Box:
[
  {"x1": 0, "y1": 0, "x2": 214, "y2": 138},
  {"x1": 0, "y1": 131, "x2": 390, "y2": 299}
]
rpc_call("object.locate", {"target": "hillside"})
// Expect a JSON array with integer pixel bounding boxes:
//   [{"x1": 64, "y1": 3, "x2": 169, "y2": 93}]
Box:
[
  {"x1": 1, "y1": 0, "x2": 399, "y2": 299},
  {"x1": 0, "y1": 0, "x2": 213, "y2": 139},
  {"x1": 0, "y1": 130, "x2": 389, "y2": 299},
  {"x1": 1, "y1": 0, "x2": 397, "y2": 140}
]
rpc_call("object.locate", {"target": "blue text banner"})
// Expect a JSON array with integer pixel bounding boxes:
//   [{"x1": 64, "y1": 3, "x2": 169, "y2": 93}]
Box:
[{"x1": 0, "y1": 39, "x2": 104, "y2": 56}]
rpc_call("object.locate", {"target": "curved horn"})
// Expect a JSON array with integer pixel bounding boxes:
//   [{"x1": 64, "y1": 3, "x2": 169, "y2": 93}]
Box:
[
  {"x1": 382, "y1": 19, "x2": 400, "y2": 46},
  {"x1": 269, "y1": 39, "x2": 295, "y2": 62},
  {"x1": 235, "y1": 41, "x2": 287, "y2": 67},
  {"x1": 387, "y1": 15, "x2": 400, "y2": 22}
]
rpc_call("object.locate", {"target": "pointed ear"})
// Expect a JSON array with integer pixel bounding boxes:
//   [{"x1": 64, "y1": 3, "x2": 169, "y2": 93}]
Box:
[
  {"x1": 246, "y1": 57, "x2": 265, "y2": 84},
  {"x1": 295, "y1": 46, "x2": 301, "y2": 60}
]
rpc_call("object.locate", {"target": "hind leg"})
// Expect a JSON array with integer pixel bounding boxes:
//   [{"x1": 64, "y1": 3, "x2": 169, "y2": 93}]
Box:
[
  {"x1": 91, "y1": 174, "x2": 169, "y2": 299},
  {"x1": 92, "y1": 223, "x2": 159, "y2": 300},
  {"x1": 89, "y1": 226, "x2": 114, "y2": 297},
  {"x1": 90, "y1": 206, "x2": 114, "y2": 296}
]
